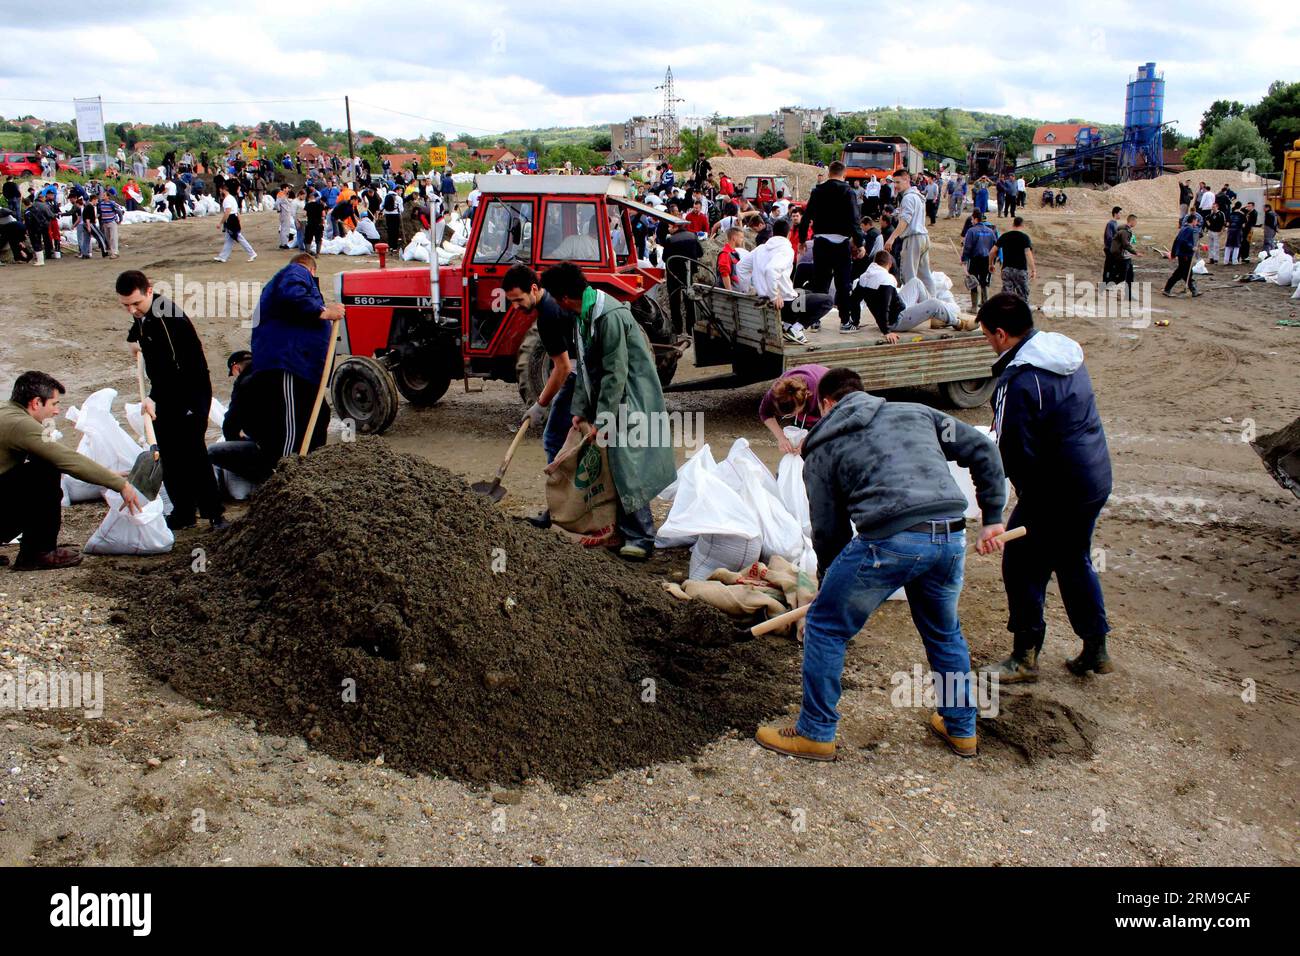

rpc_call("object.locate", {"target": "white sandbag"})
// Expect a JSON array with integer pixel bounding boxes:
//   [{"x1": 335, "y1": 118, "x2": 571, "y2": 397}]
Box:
[
  {"x1": 1292, "y1": 283, "x2": 1300, "y2": 299},
  {"x1": 718, "y1": 437, "x2": 779, "y2": 500},
  {"x1": 67, "y1": 389, "x2": 146, "y2": 474},
  {"x1": 658, "y1": 443, "x2": 716, "y2": 502},
  {"x1": 689, "y1": 534, "x2": 762, "y2": 581},
  {"x1": 931, "y1": 271, "x2": 954, "y2": 293},
  {"x1": 191, "y1": 195, "x2": 221, "y2": 217},
  {"x1": 259, "y1": 196, "x2": 275, "y2": 212},
  {"x1": 1292, "y1": 265, "x2": 1300, "y2": 288},
  {"x1": 214, "y1": 465, "x2": 255, "y2": 502},
  {"x1": 1273, "y1": 257, "x2": 1294, "y2": 286},
  {"x1": 208, "y1": 398, "x2": 227, "y2": 430},
  {"x1": 121, "y1": 210, "x2": 171, "y2": 224},
  {"x1": 62, "y1": 474, "x2": 101, "y2": 505},
  {"x1": 776, "y1": 426, "x2": 811, "y2": 539},
  {"x1": 732, "y1": 458, "x2": 802, "y2": 563},
  {"x1": 1191, "y1": 258, "x2": 1208, "y2": 275},
  {"x1": 1254, "y1": 255, "x2": 1282, "y2": 277},
  {"x1": 401, "y1": 233, "x2": 431, "y2": 262},
  {"x1": 83, "y1": 486, "x2": 174, "y2": 556},
  {"x1": 657, "y1": 464, "x2": 760, "y2": 542}
]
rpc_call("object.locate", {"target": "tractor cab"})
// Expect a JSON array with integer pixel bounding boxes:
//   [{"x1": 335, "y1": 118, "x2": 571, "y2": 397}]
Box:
[
  {"x1": 331, "y1": 174, "x2": 687, "y2": 433},
  {"x1": 742, "y1": 175, "x2": 788, "y2": 210}
]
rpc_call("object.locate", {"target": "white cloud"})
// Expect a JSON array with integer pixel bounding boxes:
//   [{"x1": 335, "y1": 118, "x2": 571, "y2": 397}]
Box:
[{"x1": 2, "y1": 0, "x2": 1295, "y2": 138}]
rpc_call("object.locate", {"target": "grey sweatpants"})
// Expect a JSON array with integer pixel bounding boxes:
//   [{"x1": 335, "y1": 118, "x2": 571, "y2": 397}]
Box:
[{"x1": 896, "y1": 234, "x2": 935, "y2": 296}]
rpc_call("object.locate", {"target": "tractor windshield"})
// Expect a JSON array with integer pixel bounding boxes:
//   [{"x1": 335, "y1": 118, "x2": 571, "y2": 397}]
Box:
[
  {"x1": 541, "y1": 201, "x2": 603, "y2": 262},
  {"x1": 473, "y1": 199, "x2": 533, "y2": 264}
]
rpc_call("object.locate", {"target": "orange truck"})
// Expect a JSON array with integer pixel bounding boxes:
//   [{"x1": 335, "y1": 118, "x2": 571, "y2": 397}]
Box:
[
  {"x1": 841, "y1": 135, "x2": 925, "y2": 181},
  {"x1": 1268, "y1": 138, "x2": 1300, "y2": 228}
]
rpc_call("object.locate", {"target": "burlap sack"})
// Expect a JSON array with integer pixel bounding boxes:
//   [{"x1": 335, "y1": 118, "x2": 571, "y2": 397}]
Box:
[{"x1": 545, "y1": 426, "x2": 618, "y2": 539}]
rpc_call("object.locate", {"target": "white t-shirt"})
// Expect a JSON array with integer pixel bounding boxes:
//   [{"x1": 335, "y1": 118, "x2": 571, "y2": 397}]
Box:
[
  {"x1": 222, "y1": 195, "x2": 239, "y2": 216},
  {"x1": 165, "y1": 181, "x2": 176, "y2": 197}
]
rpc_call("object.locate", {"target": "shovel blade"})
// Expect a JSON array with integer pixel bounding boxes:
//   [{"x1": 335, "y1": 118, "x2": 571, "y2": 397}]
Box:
[
  {"x1": 128, "y1": 449, "x2": 165, "y2": 500},
  {"x1": 470, "y1": 480, "x2": 506, "y2": 503}
]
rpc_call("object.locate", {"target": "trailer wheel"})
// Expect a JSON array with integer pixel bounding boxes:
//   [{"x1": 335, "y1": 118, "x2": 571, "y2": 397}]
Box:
[
  {"x1": 630, "y1": 295, "x2": 680, "y2": 388},
  {"x1": 394, "y1": 356, "x2": 451, "y2": 407},
  {"x1": 332, "y1": 355, "x2": 399, "y2": 434},
  {"x1": 940, "y1": 377, "x2": 996, "y2": 409},
  {"x1": 515, "y1": 326, "x2": 552, "y2": 407}
]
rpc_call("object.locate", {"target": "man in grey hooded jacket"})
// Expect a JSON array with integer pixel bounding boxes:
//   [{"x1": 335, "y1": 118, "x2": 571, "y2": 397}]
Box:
[{"x1": 756, "y1": 367, "x2": 1008, "y2": 761}]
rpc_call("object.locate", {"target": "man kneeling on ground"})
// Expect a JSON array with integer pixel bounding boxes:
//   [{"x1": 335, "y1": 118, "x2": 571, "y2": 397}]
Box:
[
  {"x1": 1, "y1": 371, "x2": 143, "y2": 569},
  {"x1": 756, "y1": 367, "x2": 1007, "y2": 761}
]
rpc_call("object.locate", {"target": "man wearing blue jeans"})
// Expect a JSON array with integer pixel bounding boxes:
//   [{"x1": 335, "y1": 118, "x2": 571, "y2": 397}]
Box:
[
  {"x1": 757, "y1": 367, "x2": 1008, "y2": 760},
  {"x1": 502, "y1": 265, "x2": 576, "y2": 528}
]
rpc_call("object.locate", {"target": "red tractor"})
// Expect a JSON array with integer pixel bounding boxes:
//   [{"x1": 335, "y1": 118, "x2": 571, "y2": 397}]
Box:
[{"x1": 330, "y1": 174, "x2": 685, "y2": 433}]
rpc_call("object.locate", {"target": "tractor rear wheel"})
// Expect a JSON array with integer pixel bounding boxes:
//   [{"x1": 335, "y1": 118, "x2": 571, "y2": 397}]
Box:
[
  {"x1": 331, "y1": 355, "x2": 399, "y2": 434},
  {"x1": 394, "y1": 354, "x2": 451, "y2": 406},
  {"x1": 630, "y1": 294, "x2": 680, "y2": 389},
  {"x1": 515, "y1": 326, "x2": 552, "y2": 407},
  {"x1": 940, "y1": 377, "x2": 996, "y2": 409}
]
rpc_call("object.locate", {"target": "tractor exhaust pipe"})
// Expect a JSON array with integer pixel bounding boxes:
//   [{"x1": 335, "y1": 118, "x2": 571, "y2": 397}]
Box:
[{"x1": 375, "y1": 242, "x2": 388, "y2": 269}]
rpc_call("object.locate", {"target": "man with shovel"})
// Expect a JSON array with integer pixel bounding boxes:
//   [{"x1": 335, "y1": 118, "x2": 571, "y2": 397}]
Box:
[
  {"x1": 756, "y1": 367, "x2": 1008, "y2": 761},
  {"x1": 1, "y1": 371, "x2": 144, "y2": 569},
  {"x1": 502, "y1": 264, "x2": 575, "y2": 529},
  {"x1": 249, "y1": 253, "x2": 344, "y2": 463},
  {"x1": 539, "y1": 262, "x2": 675, "y2": 561},
  {"x1": 116, "y1": 271, "x2": 227, "y2": 532}
]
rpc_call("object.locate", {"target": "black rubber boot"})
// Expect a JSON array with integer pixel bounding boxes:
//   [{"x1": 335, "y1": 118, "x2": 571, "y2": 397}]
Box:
[
  {"x1": 985, "y1": 631, "x2": 1044, "y2": 684},
  {"x1": 1066, "y1": 634, "x2": 1114, "y2": 676}
]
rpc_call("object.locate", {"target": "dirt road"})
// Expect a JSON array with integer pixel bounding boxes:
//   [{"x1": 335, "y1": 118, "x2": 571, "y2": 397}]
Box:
[{"x1": 1, "y1": 201, "x2": 1296, "y2": 865}]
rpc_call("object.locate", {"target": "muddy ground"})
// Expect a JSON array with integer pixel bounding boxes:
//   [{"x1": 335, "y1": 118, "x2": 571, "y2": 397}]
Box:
[{"x1": 1, "y1": 200, "x2": 1297, "y2": 866}]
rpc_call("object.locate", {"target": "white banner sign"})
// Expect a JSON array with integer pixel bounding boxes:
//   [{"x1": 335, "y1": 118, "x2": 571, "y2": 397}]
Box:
[{"x1": 74, "y1": 97, "x2": 105, "y2": 143}]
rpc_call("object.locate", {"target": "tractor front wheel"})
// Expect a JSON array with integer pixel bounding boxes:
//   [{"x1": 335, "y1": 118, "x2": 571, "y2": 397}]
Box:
[
  {"x1": 331, "y1": 355, "x2": 399, "y2": 434},
  {"x1": 515, "y1": 326, "x2": 552, "y2": 407}
]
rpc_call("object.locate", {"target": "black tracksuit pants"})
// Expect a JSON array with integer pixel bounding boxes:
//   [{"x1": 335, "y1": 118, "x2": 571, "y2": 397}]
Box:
[
  {"x1": 385, "y1": 213, "x2": 403, "y2": 248},
  {"x1": 812, "y1": 236, "x2": 853, "y2": 321},
  {"x1": 0, "y1": 455, "x2": 62, "y2": 558},
  {"x1": 1164, "y1": 255, "x2": 1196, "y2": 294},
  {"x1": 154, "y1": 401, "x2": 223, "y2": 523}
]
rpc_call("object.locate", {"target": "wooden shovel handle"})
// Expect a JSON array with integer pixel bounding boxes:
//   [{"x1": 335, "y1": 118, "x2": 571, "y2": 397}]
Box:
[
  {"x1": 496, "y1": 420, "x2": 531, "y2": 479},
  {"x1": 300, "y1": 317, "x2": 341, "y2": 457},
  {"x1": 751, "y1": 602, "x2": 810, "y2": 636},
  {"x1": 135, "y1": 352, "x2": 157, "y2": 449}
]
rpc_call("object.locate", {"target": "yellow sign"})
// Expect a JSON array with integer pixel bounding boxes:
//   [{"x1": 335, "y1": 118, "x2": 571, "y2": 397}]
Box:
[
  {"x1": 242, "y1": 143, "x2": 258, "y2": 161},
  {"x1": 428, "y1": 146, "x2": 447, "y2": 168}
]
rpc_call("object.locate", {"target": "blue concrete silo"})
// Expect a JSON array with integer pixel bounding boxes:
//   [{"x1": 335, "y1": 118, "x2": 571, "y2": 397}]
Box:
[{"x1": 1120, "y1": 61, "x2": 1165, "y2": 179}]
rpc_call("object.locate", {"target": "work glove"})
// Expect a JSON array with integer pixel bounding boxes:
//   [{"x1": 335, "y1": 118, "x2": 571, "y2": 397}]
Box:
[{"x1": 524, "y1": 402, "x2": 548, "y2": 428}]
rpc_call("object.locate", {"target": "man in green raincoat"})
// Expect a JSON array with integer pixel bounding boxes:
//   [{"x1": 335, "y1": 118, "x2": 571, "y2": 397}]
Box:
[{"x1": 540, "y1": 262, "x2": 676, "y2": 560}]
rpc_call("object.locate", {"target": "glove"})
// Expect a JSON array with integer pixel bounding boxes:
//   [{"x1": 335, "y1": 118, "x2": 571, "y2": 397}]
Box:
[{"x1": 524, "y1": 402, "x2": 548, "y2": 428}]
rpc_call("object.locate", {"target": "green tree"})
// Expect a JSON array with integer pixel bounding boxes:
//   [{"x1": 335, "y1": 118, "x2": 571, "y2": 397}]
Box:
[
  {"x1": 455, "y1": 133, "x2": 482, "y2": 149},
  {"x1": 724, "y1": 134, "x2": 755, "y2": 151},
  {"x1": 754, "y1": 129, "x2": 787, "y2": 157},
  {"x1": 540, "y1": 144, "x2": 605, "y2": 171},
  {"x1": 1196, "y1": 116, "x2": 1273, "y2": 174},
  {"x1": 988, "y1": 122, "x2": 1037, "y2": 161},
  {"x1": 297, "y1": 119, "x2": 324, "y2": 140},
  {"x1": 909, "y1": 120, "x2": 963, "y2": 160},
  {"x1": 427, "y1": 131, "x2": 446, "y2": 147},
  {"x1": 587, "y1": 133, "x2": 612, "y2": 152},
  {"x1": 678, "y1": 128, "x2": 724, "y2": 166},
  {"x1": 1199, "y1": 99, "x2": 1246, "y2": 140},
  {"x1": 1248, "y1": 81, "x2": 1300, "y2": 170}
]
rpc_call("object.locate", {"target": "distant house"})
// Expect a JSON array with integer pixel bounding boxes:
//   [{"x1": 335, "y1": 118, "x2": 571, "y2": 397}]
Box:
[
  {"x1": 770, "y1": 148, "x2": 793, "y2": 161},
  {"x1": 357, "y1": 135, "x2": 377, "y2": 147},
  {"x1": 725, "y1": 146, "x2": 762, "y2": 159},
  {"x1": 1032, "y1": 123, "x2": 1099, "y2": 162},
  {"x1": 470, "y1": 147, "x2": 517, "y2": 167},
  {"x1": 449, "y1": 141, "x2": 470, "y2": 152},
  {"x1": 382, "y1": 152, "x2": 421, "y2": 171}
]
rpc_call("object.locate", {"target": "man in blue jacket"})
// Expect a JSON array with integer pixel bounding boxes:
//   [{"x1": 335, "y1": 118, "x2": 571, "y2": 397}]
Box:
[
  {"x1": 248, "y1": 254, "x2": 344, "y2": 465},
  {"x1": 978, "y1": 293, "x2": 1114, "y2": 680},
  {"x1": 756, "y1": 367, "x2": 1008, "y2": 761},
  {"x1": 1162, "y1": 213, "x2": 1203, "y2": 297}
]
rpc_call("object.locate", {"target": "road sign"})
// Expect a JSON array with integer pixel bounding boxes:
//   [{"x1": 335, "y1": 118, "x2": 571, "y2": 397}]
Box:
[
  {"x1": 73, "y1": 97, "x2": 105, "y2": 143},
  {"x1": 527, "y1": 151, "x2": 538, "y2": 171},
  {"x1": 428, "y1": 146, "x2": 447, "y2": 168}
]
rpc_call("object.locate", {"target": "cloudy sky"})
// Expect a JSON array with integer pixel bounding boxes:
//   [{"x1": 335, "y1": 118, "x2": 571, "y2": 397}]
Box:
[{"x1": 4, "y1": 1, "x2": 1295, "y2": 139}]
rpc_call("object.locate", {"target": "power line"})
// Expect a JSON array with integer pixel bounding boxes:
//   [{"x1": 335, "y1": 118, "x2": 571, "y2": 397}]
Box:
[
  {"x1": 0, "y1": 96, "x2": 338, "y2": 106},
  {"x1": 349, "y1": 100, "x2": 501, "y2": 135}
]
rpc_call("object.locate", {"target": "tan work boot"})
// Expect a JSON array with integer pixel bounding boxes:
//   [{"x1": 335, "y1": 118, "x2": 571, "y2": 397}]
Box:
[
  {"x1": 928, "y1": 712, "x2": 978, "y2": 758},
  {"x1": 755, "y1": 724, "x2": 836, "y2": 761}
]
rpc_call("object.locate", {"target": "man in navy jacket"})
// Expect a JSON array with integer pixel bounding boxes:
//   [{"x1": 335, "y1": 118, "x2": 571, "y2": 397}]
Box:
[
  {"x1": 249, "y1": 254, "x2": 344, "y2": 460},
  {"x1": 977, "y1": 293, "x2": 1114, "y2": 680}
]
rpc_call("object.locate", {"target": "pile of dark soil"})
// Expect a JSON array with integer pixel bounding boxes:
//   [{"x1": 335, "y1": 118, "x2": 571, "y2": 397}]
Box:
[
  {"x1": 980, "y1": 694, "x2": 1098, "y2": 765},
  {"x1": 1253, "y1": 415, "x2": 1300, "y2": 499},
  {"x1": 99, "y1": 440, "x2": 796, "y2": 789}
]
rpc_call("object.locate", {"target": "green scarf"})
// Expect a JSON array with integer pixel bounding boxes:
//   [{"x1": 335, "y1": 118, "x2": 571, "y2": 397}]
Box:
[{"x1": 576, "y1": 286, "x2": 599, "y2": 347}]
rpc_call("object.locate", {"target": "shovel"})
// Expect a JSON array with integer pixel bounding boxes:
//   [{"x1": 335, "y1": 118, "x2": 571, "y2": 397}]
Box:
[
  {"x1": 471, "y1": 420, "x2": 531, "y2": 502},
  {"x1": 127, "y1": 352, "x2": 164, "y2": 499}
]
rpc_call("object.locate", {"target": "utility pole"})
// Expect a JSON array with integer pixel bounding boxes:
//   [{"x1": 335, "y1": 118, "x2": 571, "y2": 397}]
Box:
[{"x1": 344, "y1": 95, "x2": 356, "y2": 171}]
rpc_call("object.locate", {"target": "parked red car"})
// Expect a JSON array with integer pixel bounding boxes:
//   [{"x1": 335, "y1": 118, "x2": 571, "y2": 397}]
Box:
[{"x1": 0, "y1": 153, "x2": 78, "y2": 177}]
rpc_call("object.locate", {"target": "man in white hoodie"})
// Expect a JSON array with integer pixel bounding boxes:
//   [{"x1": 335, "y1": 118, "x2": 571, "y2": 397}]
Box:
[
  {"x1": 847, "y1": 250, "x2": 973, "y2": 338},
  {"x1": 745, "y1": 218, "x2": 832, "y2": 344}
]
